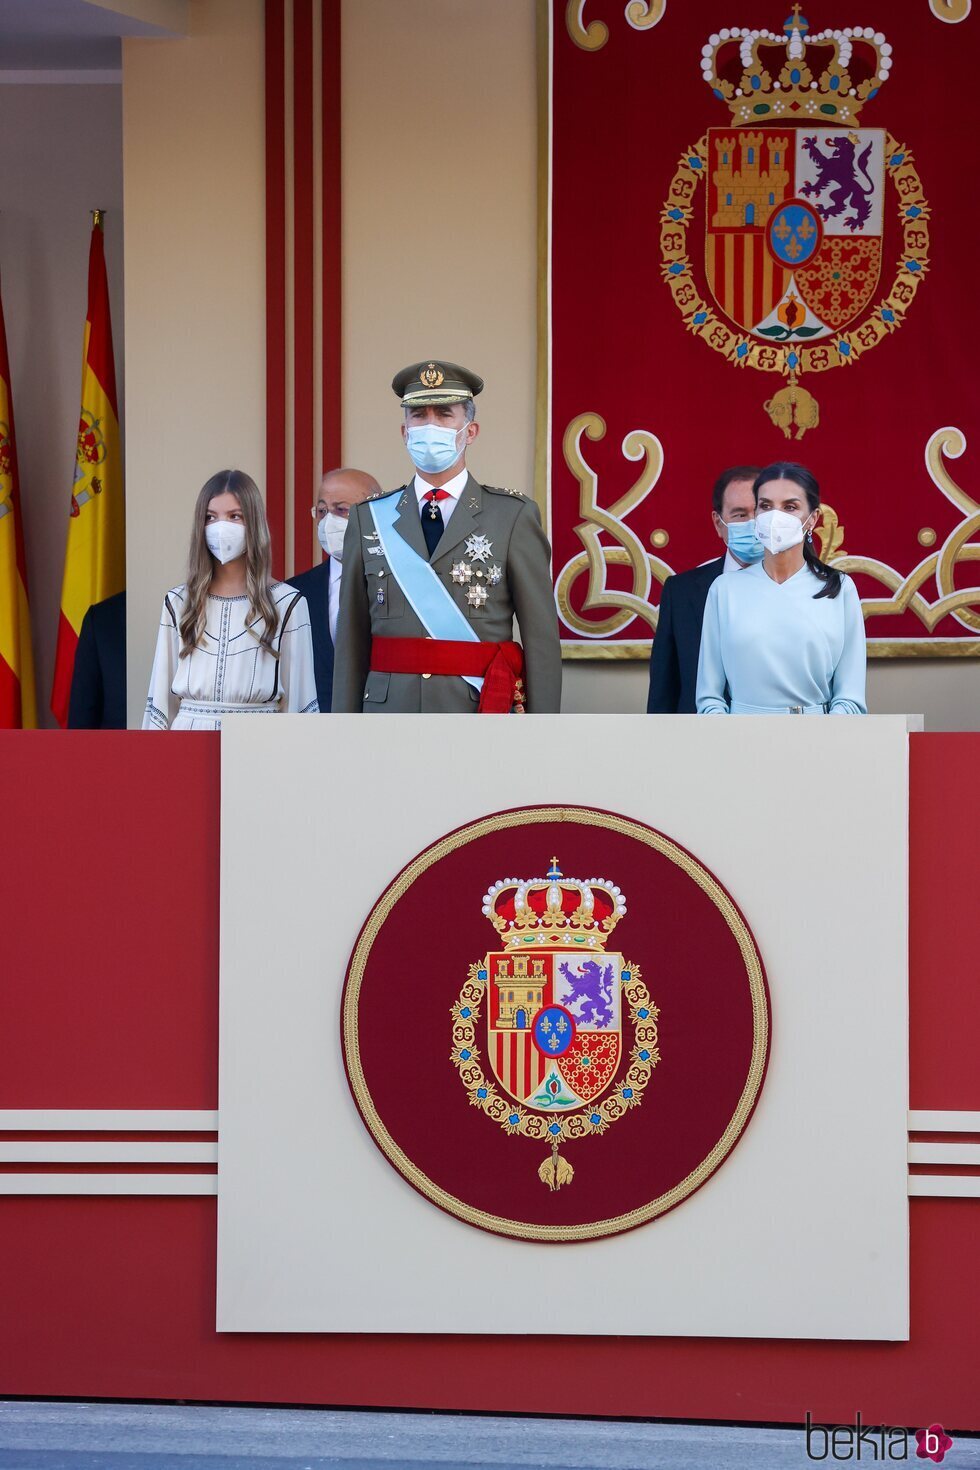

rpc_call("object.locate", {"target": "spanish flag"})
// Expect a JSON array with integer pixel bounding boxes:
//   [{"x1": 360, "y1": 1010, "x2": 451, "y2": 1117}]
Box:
[
  {"x1": 0, "y1": 267, "x2": 37, "y2": 728},
  {"x1": 50, "y1": 212, "x2": 124, "y2": 727}
]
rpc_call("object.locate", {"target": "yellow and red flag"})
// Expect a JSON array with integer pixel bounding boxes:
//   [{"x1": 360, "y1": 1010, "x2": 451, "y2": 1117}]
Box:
[
  {"x1": 0, "y1": 267, "x2": 37, "y2": 728},
  {"x1": 51, "y1": 213, "x2": 124, "y2": 726}
]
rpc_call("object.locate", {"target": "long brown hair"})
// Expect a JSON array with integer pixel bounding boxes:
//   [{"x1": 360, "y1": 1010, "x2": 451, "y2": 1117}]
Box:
[{"x1": 178, "y1": 470, "x2": 280, "y2": 657}]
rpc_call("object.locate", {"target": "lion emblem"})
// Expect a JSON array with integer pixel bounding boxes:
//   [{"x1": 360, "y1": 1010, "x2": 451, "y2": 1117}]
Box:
[{"x1": 800, "y1": 134, "x2": 876, "y2": 232}]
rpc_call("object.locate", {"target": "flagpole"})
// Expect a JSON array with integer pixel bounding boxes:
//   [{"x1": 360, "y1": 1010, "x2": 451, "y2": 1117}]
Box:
[{"x1": 50, "y1": 207, "x2": 125, "y2": 726}]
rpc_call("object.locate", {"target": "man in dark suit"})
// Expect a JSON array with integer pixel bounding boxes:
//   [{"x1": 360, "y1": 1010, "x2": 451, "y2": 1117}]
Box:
[
  {"x1": 68, "y1": 589, "x2": 127, "y2": 729},
  {"x1": 287, "y1": 467, "x2": 380, "y2": 713},
  {"x1": 647, "y1": 466, "x2": 761, "y2": 713}
]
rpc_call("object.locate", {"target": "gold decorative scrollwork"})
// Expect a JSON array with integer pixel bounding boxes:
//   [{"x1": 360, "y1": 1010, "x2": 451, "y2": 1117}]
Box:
[
  {"x1": 930, "y1": 0, "x2": 971, "y2": 21},
  {"x1": 813, "y1": 503, "x2": 846, "y2": 563},
  {"x1": 625, "y1": 0, "x2": 667, "y2": 30},
  {"x1": 565, "y1": 0, "x2": 608, "y2": 51},
  {"x1": 551, "y1": 424, "x2": 980, "y2": 656},
  {"x1": 566, "y1": 0, "x2": 666, "y2": 51},
  {"x1": 555, "y1": 412, "x2": 672, "y2": 637},
  {"x1": 832, "y1": 427, "x2": 980, "y2": 636}
]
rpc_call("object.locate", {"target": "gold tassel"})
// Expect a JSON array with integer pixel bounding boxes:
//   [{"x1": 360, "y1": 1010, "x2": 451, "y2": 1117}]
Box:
[{"x1": 538, "y1": 1139, "x2": 575, "y2": 1191}]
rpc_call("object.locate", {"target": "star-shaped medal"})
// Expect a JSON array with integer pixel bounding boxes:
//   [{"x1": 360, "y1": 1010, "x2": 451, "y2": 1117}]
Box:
[
  {"x1": 464, "y1": 533, "x2": 493, "y2": 564},
  {"x1": 466, "y1": 584, "x2": 489, "y2": 609},
  {"x1": 486, "y1": 564, "x2": 502, "y2": 586},
  {"x1": 451, "y1": 561, "x2": 472, "y2": 584}
]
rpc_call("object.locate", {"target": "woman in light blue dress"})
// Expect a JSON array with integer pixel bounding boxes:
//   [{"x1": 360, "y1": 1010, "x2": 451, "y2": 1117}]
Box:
[{"x1": 696, "y1": 462, "x2": 867, "y2": 716}]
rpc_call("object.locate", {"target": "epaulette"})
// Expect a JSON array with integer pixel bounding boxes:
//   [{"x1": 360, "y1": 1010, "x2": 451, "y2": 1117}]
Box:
[
  {"x1": 483, "y1": 484, "x2": 528, "y2": 501},
  {"x1": 367, "y1": 485, "x2": 403, "y2": 502}
]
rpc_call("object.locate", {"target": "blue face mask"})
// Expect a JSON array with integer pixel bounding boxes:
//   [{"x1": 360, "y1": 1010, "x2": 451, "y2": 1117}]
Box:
[
  {"x1": 405, "y1": 424, "x2": 466, "y2": 475},
  {"x1": 724, "y1": 517, "x2": 765, "y2": 563}
]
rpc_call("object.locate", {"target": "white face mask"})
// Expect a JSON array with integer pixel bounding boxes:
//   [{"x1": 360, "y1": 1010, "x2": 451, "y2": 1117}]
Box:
[
  {"x1": 317, "y1": 511, "x2": 348, "y2": 560},
  {"x1": 205, "y1": 521, "x2": 247, "y2": 565},
  {"x1": 755, "y1": 508, "x2": 810, "y2": 555}
]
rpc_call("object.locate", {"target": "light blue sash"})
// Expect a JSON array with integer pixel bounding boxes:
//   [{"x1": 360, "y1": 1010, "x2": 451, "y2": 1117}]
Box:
[{"x1": 369, "y1": 496, "x2": 483, "y2": 694}]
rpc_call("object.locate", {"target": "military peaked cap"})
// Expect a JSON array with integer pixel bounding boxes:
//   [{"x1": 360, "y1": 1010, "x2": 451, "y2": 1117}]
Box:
[{"x1": 392, "y1": 360, "x2": 485, "y2": 407}]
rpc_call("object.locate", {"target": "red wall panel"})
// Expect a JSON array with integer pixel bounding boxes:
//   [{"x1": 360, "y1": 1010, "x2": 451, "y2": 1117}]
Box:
[
  {"x1": 0, "y1": 730, "x2": 976, "y2": 1428},
  {"x1": 2, "y1": 733, "x2": 219, "y2": 1109},
  {"x1": 908, "y1": 734, "x2": 977, "y2": 1110}
]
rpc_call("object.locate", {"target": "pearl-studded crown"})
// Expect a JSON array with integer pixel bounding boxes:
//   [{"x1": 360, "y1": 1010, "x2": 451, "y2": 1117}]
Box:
[
  {"x1": 702, "y1": 7, "x2": 892, "y2": 127},
  {"x1": 482, "y1": 858, "x2": 626, "y2": 951}
]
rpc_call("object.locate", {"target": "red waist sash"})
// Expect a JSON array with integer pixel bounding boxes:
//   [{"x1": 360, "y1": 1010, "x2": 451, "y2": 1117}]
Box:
[{"x1": 369, "y1": 637, "x2": 525, "y2": 713}]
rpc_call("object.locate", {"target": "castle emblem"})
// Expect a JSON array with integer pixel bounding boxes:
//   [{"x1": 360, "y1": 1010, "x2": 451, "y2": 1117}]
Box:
[
  {"x1": 71, "y1": 408, "x2": 108, "y2": 517},
  {"x1": 451, "y1": 857, "x2": 660, "y2": 1191},
  {"x1": 660, "y1": 7, "x2": 929, "y2": 436}
]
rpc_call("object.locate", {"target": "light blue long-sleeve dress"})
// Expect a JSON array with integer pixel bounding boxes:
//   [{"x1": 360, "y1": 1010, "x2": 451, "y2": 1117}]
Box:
[{"x1": 696, "y1": 561, "x2": 867, "y2": 715}]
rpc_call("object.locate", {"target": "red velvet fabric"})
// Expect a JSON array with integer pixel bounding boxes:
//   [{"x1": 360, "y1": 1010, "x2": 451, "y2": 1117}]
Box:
[{"x1": 550, "y1": 2, "x2": 979, "y2": 652}]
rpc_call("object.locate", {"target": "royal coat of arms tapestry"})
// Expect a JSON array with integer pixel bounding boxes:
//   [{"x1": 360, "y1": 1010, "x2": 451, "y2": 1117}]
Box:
[
  {"x1": 545, "y1": 1, "x2": 980, "y2": 657},
  {"x1": 341, "y1": 806, "x2": 769, "y2": 1242}
]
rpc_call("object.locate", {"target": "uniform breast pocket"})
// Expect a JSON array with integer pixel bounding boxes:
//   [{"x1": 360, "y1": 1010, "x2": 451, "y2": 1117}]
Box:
[{"x1": 367, "y1": 568, "x2": 402, "y2": 620}]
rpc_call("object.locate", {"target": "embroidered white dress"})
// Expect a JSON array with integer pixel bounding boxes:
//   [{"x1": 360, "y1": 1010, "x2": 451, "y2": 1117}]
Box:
[{"x1": 142, "y1": 582, "x2": 319, "y2": 730}]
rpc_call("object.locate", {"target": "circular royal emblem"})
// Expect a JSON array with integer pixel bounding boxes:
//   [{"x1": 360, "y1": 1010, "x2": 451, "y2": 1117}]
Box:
[{"x1": 341, "y1": 806, "x2": 770, "y2": 1243}]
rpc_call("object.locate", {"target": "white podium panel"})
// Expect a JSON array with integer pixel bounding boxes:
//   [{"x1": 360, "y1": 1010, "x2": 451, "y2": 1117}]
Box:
[{"x1": 217, "y1": 716, "x2": 910, "y2": 1339}]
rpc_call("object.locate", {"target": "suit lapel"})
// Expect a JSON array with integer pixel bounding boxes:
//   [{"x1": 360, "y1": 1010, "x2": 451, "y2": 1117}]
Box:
[
  {"x1": 391, "y1": 484, "x2": 430, "y2": 561},
  {"x1": 431, "y1": 473, "x2": 482, "y2": 565}
]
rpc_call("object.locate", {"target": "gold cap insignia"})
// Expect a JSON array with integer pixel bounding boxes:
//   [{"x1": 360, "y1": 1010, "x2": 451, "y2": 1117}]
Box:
[{"x1": 420, "y1": 362, "x2": 445, "y2": 389}]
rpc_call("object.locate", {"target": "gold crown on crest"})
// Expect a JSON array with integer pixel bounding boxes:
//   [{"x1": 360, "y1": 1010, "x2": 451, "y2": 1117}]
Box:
[
  {"x1": 703, "y1": 6, "x2": 892, "y2": 127},
  {"x1": 482, "y1": 858, "x2": 626, "y2": 951}
]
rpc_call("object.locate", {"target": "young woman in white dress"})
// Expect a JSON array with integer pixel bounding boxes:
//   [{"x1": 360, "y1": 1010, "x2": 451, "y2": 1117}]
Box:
[
  {"x1": 143, "y1": 470, "x2": 318, "y2": 730},
  {"x1": 696, "y1": 462, "x2": 867, "y2": 716}
]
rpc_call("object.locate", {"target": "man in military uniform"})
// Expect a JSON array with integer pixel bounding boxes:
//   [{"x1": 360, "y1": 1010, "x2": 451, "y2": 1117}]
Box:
[{"x1": 332, "y1": 361, "x2": 561, "y2": 713}]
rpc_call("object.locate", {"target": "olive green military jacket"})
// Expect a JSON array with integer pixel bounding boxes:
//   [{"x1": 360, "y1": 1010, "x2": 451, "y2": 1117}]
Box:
[{"x1": 331, "y1": 475, "x2": 562, "y2": 713}]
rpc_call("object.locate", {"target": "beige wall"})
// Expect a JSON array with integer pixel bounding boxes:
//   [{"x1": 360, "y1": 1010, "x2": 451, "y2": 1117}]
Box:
[
  {"x1": 339, "y1": 0, "x2": 980, "y2": 729},
  {"x1": 122, "y1": 0, "x2": 265, "y2": 727},
  {"x1": 0, "y1": 83, "x2": 124, "y2": 728},
  {"x1": 341, "y1": 0, "x2": 537, "y2": 499},
  {"x1": 116, "y1": 0, "x2": 979, "y2": 728}
]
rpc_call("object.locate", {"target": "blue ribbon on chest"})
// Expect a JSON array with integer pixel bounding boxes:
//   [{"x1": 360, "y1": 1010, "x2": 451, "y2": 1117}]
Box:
[{"x1": 368, "y1": 496, "x2": 483, "y2": 694}]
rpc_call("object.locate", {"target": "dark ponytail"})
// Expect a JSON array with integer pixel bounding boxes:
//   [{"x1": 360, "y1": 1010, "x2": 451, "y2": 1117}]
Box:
[{"x1": 753, "y1": 462, "x2": 843, "y2": 601}]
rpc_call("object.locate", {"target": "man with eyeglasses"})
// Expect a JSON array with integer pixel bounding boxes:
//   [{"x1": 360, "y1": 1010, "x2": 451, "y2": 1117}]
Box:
[{"x1": 287, "y1": 467, "x2": 380, "y2": 714}]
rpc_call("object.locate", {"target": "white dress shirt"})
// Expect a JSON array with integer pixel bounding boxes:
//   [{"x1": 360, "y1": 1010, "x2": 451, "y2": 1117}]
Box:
[
  {"x1": 724, "y1": 548, "x2": 749, "y2": 573},
  {"x1": 328, "y1": 555, "x2": 343, "y2": 644},
  {"x1": 413, "y1": 467, "x2": 468, "y2": 529}
]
